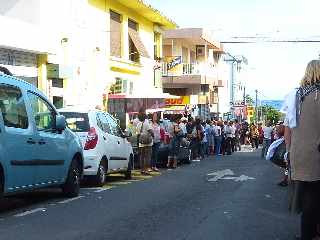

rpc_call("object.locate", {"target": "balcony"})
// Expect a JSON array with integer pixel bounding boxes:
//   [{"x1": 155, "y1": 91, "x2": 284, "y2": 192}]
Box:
[{"x1": 162, "y1": 62, "x2": 224, "y2": 87}]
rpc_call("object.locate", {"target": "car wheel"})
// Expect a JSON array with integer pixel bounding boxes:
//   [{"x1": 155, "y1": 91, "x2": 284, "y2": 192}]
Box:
[
  {"x1": 124, "y1": 156, "x2": 132, "y2": 180},
  {"x1": 95, "y1": 162, "x2": 106, "y2": 187},
  {"x1": 62, "y1": 159, "x2": 81, "y2": 198}
]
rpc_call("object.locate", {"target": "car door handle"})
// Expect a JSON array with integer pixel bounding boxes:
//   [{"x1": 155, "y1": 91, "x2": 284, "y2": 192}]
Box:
[
  {"x1": 27, "y1": 138, "x2": 37, "y2": 145},
  {"x1": 38, "y1": 140, "x2": 46, "y2": 145}
]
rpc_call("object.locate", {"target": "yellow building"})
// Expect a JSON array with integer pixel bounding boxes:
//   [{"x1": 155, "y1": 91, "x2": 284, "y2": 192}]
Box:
[{"x1": 89, "y1": 0, "x2": 177, "y2": 128}]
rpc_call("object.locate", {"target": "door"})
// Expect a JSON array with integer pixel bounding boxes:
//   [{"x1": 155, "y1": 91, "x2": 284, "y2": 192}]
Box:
[
  {"x1": 0, "y1": 84, "x2": 36, "y2": 191},
  {"x1": 27, "y1": 91, "x2": 68, "y2": 185},
  {"x1": 96, "y1": 112, "x2": 119, "y2": 171},
  {"x1": 105, "y1": 113, "x2": 128, "y2": 170}
]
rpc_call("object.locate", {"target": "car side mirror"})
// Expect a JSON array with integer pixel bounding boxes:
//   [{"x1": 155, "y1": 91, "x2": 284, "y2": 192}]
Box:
[{"x1": 56, "y1": 115, "x2": 66, "y2": 132}]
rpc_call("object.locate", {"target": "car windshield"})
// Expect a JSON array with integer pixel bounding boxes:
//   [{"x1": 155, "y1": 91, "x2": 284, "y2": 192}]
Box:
[{"x1": 60, "y1": 112, "x2": 90, "y2": 132}]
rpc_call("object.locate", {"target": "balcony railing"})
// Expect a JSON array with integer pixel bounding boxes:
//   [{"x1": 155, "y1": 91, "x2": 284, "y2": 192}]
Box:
[
  {"x1": 161, "y1": 61, "x2": 224, "y2": 87},
  {"x1": 162, "y1": 62, "x2": 217, "y2": 77}
]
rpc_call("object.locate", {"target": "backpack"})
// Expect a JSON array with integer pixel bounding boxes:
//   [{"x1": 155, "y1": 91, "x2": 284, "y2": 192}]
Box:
[{"x1": 138, "y1": 122, "x2": 153, "y2": 145}]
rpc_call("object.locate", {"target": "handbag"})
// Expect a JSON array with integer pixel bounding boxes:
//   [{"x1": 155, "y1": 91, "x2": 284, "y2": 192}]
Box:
[
  {"x1": 138, "y1": 122, "x2": 153, "y2": 145},
  {"x1": 270, "y1": 141, "x2": 287, "y2": 168}
]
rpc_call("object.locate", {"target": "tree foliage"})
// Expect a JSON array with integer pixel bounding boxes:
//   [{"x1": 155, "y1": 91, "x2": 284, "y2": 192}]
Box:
[{"x1": 259, "y1": 105, "x2": 283, "y2": 124}]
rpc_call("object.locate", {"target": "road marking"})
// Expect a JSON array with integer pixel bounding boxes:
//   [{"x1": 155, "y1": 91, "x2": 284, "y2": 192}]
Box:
[
  {"x1": 207, "y1": 169, "x2": 234, "y2": 182},
  {"x1": 108, "y1": 181, "x2": 132, "y2": 186},
  {"x1": 207, "y1": 169, "x2": 255, "y2": 182},
  {"x1": 94, "y1": 186, "x2": 113, "y2": 193},
  {"x1": 14, "y1": 208, "x2": 46, "y2": 217},
  {"x1": 58, "y1": 196, "x2": 83, "y2": 204}
]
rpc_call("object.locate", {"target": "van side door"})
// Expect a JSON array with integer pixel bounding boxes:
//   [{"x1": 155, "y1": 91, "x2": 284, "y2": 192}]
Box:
[
  {"x1": 0, "y1": 84, "x2": 36, "y2": 192},
  {"x1": 26, "y1": 91, "x2": 68, "y2": 185}
]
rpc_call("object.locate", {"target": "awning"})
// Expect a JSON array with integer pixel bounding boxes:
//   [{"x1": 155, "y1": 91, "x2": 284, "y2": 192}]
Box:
[
  {"x1": 163, "y1": 105, "x2": 187, "y2": 114},
  {"x1": 128, "y1": 29, "x2": 150, "y2": 58}
]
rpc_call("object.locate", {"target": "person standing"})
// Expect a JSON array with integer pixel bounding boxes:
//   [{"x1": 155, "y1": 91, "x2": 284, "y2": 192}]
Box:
[
  {"x1": 284, "y1": 60, "x2": 320, "y2": 240},
  {"x1": 207, "y1": 120, "x2": 215, "y2": 155},
  {"x1": 136, "y1": 111, "x2": 154, "y2": 175},
  {"x1": 261, "y1": 121, "x2": 274, "y2": 158},
  {"x1": 250, "y1": 123, "x2": 259, "y2": 149},
  {"x1": 151, "y1": 113, "x2": 160, "y2": 172},
  {"x1": 167, "y1": 117, "x2": 183, "y2": 168},
  {"x1": 224, "y1": 121, "x2": 233, "y2": 155},
  {"x1": 214, "y1": 121, "x2": 223, "y2": 156}
]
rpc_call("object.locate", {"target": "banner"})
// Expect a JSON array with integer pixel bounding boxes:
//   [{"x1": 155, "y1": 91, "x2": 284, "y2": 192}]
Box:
[{"x1": 165, "y1": 56, "x2": 182, "y2": 75}]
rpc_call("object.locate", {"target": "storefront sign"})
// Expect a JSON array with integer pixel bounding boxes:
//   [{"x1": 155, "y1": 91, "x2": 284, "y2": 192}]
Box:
[{"x1": 165, "y1": 96, "x2": 190, "y2": 106}]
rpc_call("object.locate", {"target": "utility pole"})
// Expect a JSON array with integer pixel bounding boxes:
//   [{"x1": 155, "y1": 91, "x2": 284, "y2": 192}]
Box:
[{"x1": 255, "y1": 89, "x2": 258, "y2": 124}]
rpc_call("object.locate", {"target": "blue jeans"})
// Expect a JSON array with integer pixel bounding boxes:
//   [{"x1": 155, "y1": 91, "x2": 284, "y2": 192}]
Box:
[
  {"x1": 214, "y1": 136, "x2": 222, "y2": 155},
  {"x1": 151, "y1": 142, "x2": 161, "y2": 167}
]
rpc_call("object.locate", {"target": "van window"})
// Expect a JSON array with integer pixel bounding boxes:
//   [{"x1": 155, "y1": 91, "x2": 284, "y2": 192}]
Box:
[
  {"x1": 0, "y1": 85, "x2": 28, "y2": 129},
  {"x1": 97, "y1": 112, "x2": 112, "y2": 134},
  {"x1": 27, "y1": 92, "x2": 56, "y2": 131},
  {"x1": 105, "y1": 113, "x2": 122, "y2": 137},
  {"x1": 61, "y1": 112, "x2": 90, "y2": 132}
]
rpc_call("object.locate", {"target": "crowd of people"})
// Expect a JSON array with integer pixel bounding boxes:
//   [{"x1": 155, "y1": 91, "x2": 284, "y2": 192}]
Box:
[{"x1": 127, "y1": 110, "x2": 285, "y2": 175}]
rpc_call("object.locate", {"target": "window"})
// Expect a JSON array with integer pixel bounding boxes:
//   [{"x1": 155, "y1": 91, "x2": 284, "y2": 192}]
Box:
[
  {"x1": 52, "y1": 78, "x2": 63, "y2": 88},
  {"x1": 110, "y1": 10, "x2": 122, "y2": 58},
  {"x1": 154, "y1": 32, "x2": 161, "y2": 60},
  {"x1": 128, "y1": 19, "x2": 150, "y2": 61},
  {"x1": 53, "y1": 96, "x2": 63, "y2": 109},
  {"x1": 62, "y1": 112, "x2": 90, "y2": 132},
  {"x1": 105, "y1": 113, "x2": 122, "y2": 137},
  {"x1": 129, "y1": 36, "x2": 140, "y2": 62},
  {"x1": 97, "y1": 112, "x2": 111, "y2": 134},
  {"x1": 27, "y1": 92, "x2": 56, "y2": 131},
  {"x1": 128, "y1": 19, "x2": 138, "y2": 31},
  {"x1": 0, "y1": 85, "x2": 28, "y2": 129}
]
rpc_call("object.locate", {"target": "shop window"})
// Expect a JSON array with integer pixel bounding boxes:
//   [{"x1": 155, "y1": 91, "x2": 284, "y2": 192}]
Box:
[{"x1": 110, "y1": 10, "x2": 122, "y2": 58}]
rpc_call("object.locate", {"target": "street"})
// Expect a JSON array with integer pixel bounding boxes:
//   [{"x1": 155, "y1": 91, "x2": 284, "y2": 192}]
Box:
[{"x1": 0, "y1": 148, "x2": 298, "y2": 240}]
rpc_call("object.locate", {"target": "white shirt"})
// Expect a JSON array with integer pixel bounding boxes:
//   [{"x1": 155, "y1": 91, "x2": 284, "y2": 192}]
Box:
[
  {"x1": 179, "y1": 122, "x2": 187, "y2": 135},
  {"x1": 214, "y1": 126, "x2": 221, "y2": 136},
  {"x1": 263, "y1": 126, "x2": 273, "y2": 139}
]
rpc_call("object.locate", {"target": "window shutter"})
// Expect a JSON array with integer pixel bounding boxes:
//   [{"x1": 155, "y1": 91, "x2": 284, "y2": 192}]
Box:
[{"x1": 110, "y1": 10, "x2": 121, "y2": 58}]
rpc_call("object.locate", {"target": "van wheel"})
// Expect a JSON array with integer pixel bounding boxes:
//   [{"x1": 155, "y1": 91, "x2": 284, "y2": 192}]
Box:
[
  {"x1": 62, "y1": 159, "x2": 81, "y2": 198},
  {"x1": 124, "y1": 156, "x2": 133, "y2": 180},
  {"x1": 95, "y1": 162, "x2": 106, "y2": 187}
]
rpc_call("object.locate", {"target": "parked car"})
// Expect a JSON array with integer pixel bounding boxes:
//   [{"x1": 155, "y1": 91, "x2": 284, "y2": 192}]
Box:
[
  {"x1": 0, "y1": 72, "x2": 84, "y2": 198},
  {"x1": 59, "y1": 107, "x2": 134, "y2": 186}
]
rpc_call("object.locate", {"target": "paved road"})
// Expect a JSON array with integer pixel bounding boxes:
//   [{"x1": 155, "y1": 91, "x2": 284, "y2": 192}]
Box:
[{"x1": 0, "y1": 149, "x2": 298, "y2": 240}]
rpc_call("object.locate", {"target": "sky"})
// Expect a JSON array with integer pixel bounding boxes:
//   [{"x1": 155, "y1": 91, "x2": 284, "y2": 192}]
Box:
[{"x1": 147, "y1": 0, "x2": 320, "y2": 100}]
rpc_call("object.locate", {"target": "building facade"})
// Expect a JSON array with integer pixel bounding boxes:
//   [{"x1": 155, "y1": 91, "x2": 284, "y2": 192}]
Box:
[
  {"x1": 89, "y1": 0, "x2": 177, "y2": 128},
  {"x1": 0, "y1": 0, "x2": 176, "y2": 125},
  {"x1": 161, "y1": 28, "x2": 226, "y2": 119}
]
